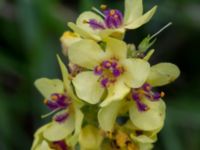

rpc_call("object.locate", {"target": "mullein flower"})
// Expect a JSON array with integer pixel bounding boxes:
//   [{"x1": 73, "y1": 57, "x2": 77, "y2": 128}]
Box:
[
  {"x1": 68, "y1": 0, "x2": 157, "y2": 41},
  {"x1": 78, "y1": 125, "x2": 103, "y2": 150},
  {"x1": 98, "y1": 62, "x2": 180, "y2": 132},
  {"x1": 60, "y1": 31, "x2": 82, "y2": 56},
  {"x1": 68, "y1": 37, "x2": 150, "y2": 107},
  {"x1": 33, "y1": 56, "x2": 84, "y2": 147},
  {"x1": 31, "y1": 123, "x2": 69, "y2": 150}
]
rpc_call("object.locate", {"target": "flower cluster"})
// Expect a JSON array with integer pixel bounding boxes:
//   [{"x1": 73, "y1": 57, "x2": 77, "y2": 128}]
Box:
[{"x1": 31, "y1": 0, "x2": 180, "y2": 150}]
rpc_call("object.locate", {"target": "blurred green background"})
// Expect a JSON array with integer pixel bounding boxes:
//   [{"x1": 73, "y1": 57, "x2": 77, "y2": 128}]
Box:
[{"x1": 0, "y1": 0, "x2": 200, "y2": 149}]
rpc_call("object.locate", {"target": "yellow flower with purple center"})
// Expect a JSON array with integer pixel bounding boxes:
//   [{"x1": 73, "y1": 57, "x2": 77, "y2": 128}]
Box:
[
  {"x1": 98, "y1": 63, "x2": 180, "y2": 132},
  {"x1": 68, "y1": 37, "x2": 150, "y2": 107},
  {"x1": 33, "y1": 56, "x2": 84, "y2": 147},
  {"x1": 31, "y1": 123, "x2": 69, "y2": 150},
  {"x1": 68, "y1": 0, "x2": 157, "y2": 41}
]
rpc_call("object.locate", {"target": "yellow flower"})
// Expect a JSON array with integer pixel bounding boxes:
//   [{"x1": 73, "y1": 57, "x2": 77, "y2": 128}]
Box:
[
  {"x1": 60, "y1": 31, "x2": 81, "y2": 56},
  {"x1": 79, "y1": 125, "x2": 103, "y2": 150},
  {"x1": 68, "y1": 37, "x2": 150, "y2": 107},
  {"x1": 34, "y1": 56, "x2": 84, "y2": 147},
  {"x1": 68, "y1": 0, "x2": 157, "y2": 41},
  {"x1": 98, "y1": 63, "x2": 180, "y2": 132},
  {"x1": 31, "y1": 123, "x2": 69, "y2": 150}
]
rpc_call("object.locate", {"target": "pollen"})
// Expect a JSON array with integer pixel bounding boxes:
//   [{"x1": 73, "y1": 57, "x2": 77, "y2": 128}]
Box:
[
  {"x1": 110, "y1": 9, "x2": 116, "y2": 16},
  {"x1": 51, "y1": 95, "x2": 58, "y2": 101},
  {"x1": 160, "y1": 91, "x2": 165, "y2": 97},
  {"x1": 100, "y1": 4, "x2": 107, "y2": 10}
]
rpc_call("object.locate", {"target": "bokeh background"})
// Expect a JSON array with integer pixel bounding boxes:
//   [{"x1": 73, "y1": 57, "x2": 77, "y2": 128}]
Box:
[{"x1": 0, "y1": 0, "x2": 200, "y2": 149}]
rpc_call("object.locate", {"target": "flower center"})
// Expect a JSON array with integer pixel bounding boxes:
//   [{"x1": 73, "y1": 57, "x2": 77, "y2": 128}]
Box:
[
  {"x1": 94, "y1": 59, "x2": 124, "y2": 88},
  {"x1": 44, "y1": 93, "x2": 71, "y2": 123},
  {"x1": 131, "y1": 83, "x2": 165, "y2": 111},
  {"x1": 86, "y1": 7, "x2": 123, "y2": 30},
  {"x1": 50, "y1": 140, "x2": 68, "y2": 150},
  {"x1": 104, "y1": 9, "x2": 123, "y2": 29}
]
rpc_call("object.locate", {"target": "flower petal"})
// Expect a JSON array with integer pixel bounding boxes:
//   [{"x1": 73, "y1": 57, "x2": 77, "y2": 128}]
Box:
[
  {"x1": 34, "y1": 78, "x2": 64, "y2": 99},
  {"x1": 79, "y1": 125, "x2": 103, "y2": 150},
  {"x1": 43, "y1": 114, "x2": 75, "y2": 141},
  {"x1": 76, "y1": 11, "x2": 104, "y2": 33},
  {"x1": 60, "y1": 31, "x2": 81, "y2": 56},
  {"x1": 122, "y1": 58, "x2": 150, "y2": 88},
  {"x1": 129, "y1": 98, "x2": 166, "y2": 131},
  {"x1": 104, "y1": 37, "x2": 127, "y2": 60},
  {"x1": 68, "y1": 22, "x2": 101, "y2": 41},
  {"x1": 147, "y1": 63, "x2": 180, "y2": 87},
  {"x1": 67, "y1": 108, "x2": 84, "y2": 147},
  {"x1": 37, "y1": 141, "x2": 53, "y2": 150},
  {"x1": 125, "y1": 6, "x2": 157, "y2": 29},
  {"x1": 98, "y1": 101, "x2": 123, "y2": 131},
  {"x1": 31, "y1": 124, "x2": 52, "y2": 150},
  {"x1": 68, "y1": 39, "x2": 104, "y2": 69},
  {"x1": 100, "y1": 79, "x2": 130, "y2": 107},
  {"x1": 124, "y1": 0, "x2": 143, "y2": 24},
  {"x1": 72, "y1": 71, "x2": 104, "y2": 104}
]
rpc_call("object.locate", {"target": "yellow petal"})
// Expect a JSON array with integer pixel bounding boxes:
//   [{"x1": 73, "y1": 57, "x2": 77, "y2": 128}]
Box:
[
  {"x1": 99, "y1": 28, "x2": 125, "y2": 40},
  {"x1": 125, "y1": 6, "x2": 157, "y2": 29},
  {"x1": 31, "y1": 124, "x2": 51, "y2": 150},
  {"x1": 104, "y1": 37, "x2": 127, "y2": 60},
  {"x1": 68, "y1": 39, "x2": 104, "y2": 69},
  {"x1": 72, "y1": 71, "x2": 104, "y2": 104},
  {"x1": 60, "y1": 31, "x2": 81, "y2": 56},
  {"x1": 100, "y1": 79, "x2": 130, "y2": 107},
  {"x1": 34, "y1": 141, "x2": 54, "y2": 150},
  {"x1": 139, "y1": 143, "x2": 154, "y2": 150},
  {"x1": 68, "y1": 22, "x2": 101, "y2": 41},
  {"x1": 122, "y1": 58, "x2": 150, "y2": 88},
  {"x1": 79, "y1": 125, "x2": 103, "y2": 150},
  {"x1": 34, "y1": 78, "x2": 64, "y2": 99},
  {"x1": 147, "y1": 63, "x2": 180, "y2": 87},
  {"x1": 67, "y1": 108, "x2": 84, "y2": 147},
  {"x1": 129, "y1": 98, "x2": 166, "y2": 131},
  {"x1": 43, "y1": 114, "x2": 75, "y2": 141},
  {"x1": 98, "y1": 101, "x2": 123, "y2": 131},
  {"x1": 76, "y1": 11, "x2": 104, "y2": 33},
  {"x1": 124, "y1": 0, "x2": 143, "y2": 24}
]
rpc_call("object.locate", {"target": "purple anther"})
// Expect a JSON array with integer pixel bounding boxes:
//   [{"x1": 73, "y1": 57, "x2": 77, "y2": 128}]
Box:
[
  {"x1": 101, "y1": 78, "x2": 109, "y2": 87},
  {"x1": 142, "y1": 83, "x2": 152, "y2": 92},
  {"x1": 132, "y1": 93, "x2": 140, "y2": 101},
  {"x1": 46, "y1": 100, "x2": 59, "y2": 110},
  {"x1": 135, "y1": 99, "x2": 149, "y2": 112},
  {"x1": 54, "y1": 112, "x2": 69, "y2": 123},
  {"x1": 94, "y1": 66, "x2": 103, "y2": 75},
  {"x1": 111, "y1": 61, "x2": 118, "y2": 68},
  {"x1": 102, "y1": 60, "x2": 112, "y2": 69},
  {"x1": 113, "y1": 69, "x2": 121, "y2": 77},
  {"x1": 152, "y1": 92, "x2": 161, "y2": 101},
  {"x1": 104, "y1": 9, "x2": 123, "y2": 28},
  {"x1": 88, "y1": 19, "x2": 105, "y2": 30},
  {"x1": 53, "y1": 140, "x2": 68, "y2": 150}
]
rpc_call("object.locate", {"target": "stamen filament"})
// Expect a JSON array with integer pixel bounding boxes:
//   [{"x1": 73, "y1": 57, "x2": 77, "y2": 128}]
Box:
[
  {"x1": 92, "y1": 7, "x2": 105, "y2": 18},
  {"x1": 150, "y1": 22, "x2": 172, "y2": 39}
]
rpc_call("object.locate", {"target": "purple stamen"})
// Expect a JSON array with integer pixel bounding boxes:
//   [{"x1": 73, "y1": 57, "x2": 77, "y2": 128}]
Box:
[
  {"x1": 102, "y1": 61, "x2": 112, "y2": 69},
  {"x1": 88, "y1": 19, "x2": 105, "y2": 30},
  {"x1": 142, "y1": 83, "x2": 152, "y2": 92},
  {"x1": 45, "y1": 100, "x2": 59, "y2": 110},
  {"x1": 104, "y1": 9, "x2": 123, "y2": 29},
  {"x1": 152, "y1": 92, "x2": 162, "y2": 101},
  {"x1": 53, "y1": 140, "x2": 68, "y2": 150},
  {"x1": 94, "y1": 66, "x2": 103, "y2": 75},
  {"x1": 101, "y1": 78, "x2": 109, "y2": 87},
  {"x1": 135, "y1": 98, "x2": 149, "y2": 112},
  {"x1": 54, "y1": 112, "x2": 69, "y2": 123},
  {"x1": 113, "y1": 69, "x2": 121, "y2": 77}
]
